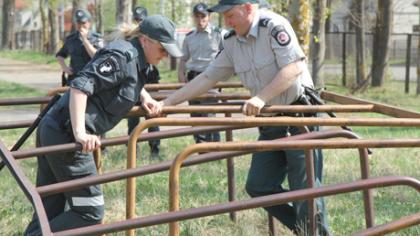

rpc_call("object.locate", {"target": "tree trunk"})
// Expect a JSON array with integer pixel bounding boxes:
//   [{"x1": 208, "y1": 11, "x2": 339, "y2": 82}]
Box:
[
  {"x1": 116, "y1": 0, "x2": 131, "y2": 25},
  {"x1": 352, "y1": 0, "x2": 366, "y2": 87},
  {"x1": 311, "y1": 0, "x2": 327, "y2": 88},
  {"x1": 49, "y1": 1, "x2": 60, "y2": 54},
  {"x1": 40, "y1": 0, "x2": 50, "y2": 53},
  {"x1": 371, "y1": 0, "x2": 393, "y2": 87},
  {"x1": 95, "y1": 0, "x2": 104, "y2": 35},
  {"x1": 288, "y1": 0, "x2": 311, "y2": 56},
  {"x1": 2, "y1": 0, "x2": 16, "y2": 49},
  {"x1": 132, "y1": 0, "x2": 138, "y2": 10}
]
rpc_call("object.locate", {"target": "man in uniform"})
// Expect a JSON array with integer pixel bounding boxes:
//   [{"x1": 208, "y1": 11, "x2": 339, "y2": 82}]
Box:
[
  {"x1": 178, "y1": 3, "x2": 222, "y2": 143},
  {"x1": 162, "y1": 0, "x2": 330, "y2": 235},
  {"x1": 56, "y1": 9, "x2": 103, "y2": 85},
  {"x1": 127, "y1": 6, "x2": 161, "y2": 158}
]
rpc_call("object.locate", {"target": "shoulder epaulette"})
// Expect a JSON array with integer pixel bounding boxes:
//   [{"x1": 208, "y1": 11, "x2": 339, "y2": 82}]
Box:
[
  {"x1": 186, "y1": 30, "x2": 194, "y2": 36},
  {"x1": 259, "y1": 18, "x2": 271, "y2": 27},
  {"x1": 223, "y1": 30, "x2": 235, "y2": 40}
]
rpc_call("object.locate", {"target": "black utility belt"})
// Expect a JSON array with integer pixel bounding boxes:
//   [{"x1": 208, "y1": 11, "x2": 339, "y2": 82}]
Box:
[{"x1": 187, "y1": 70, "x2": 203, "y2": 81}]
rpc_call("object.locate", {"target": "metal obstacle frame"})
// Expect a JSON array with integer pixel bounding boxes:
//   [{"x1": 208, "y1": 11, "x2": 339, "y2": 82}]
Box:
[{"x1": 0, "y1": 83, "x2": 419, "y2": 235}]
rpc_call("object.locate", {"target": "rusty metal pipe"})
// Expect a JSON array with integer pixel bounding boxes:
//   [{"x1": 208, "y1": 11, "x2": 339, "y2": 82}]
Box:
[
  {"x1": 0, "y1": 104, "x2": 376, "y2": 130},
  {"x1": 53, "y1": 176, "x2": 420, "y2": 236},
  {"x1": 144, "y1": 81, "x2": 244, "y2": 91},
  {"x1": 12, "y1": 126, "x2": 240, "y2": 159},
  {"x1": 225, "y1": 112, "x2": 236, "y2": 222},
  {"x1": 351, "y1": 213, "x2": 420, "y2": 236},
  {"x1": 0, "y1": 141, "x2": 52, "y2": 235},
  {"x1": 127, "y1": 104, "x2": 375, "y2": 117},
  {"x1": 0, "y1": 119, "x2": 34, "y2": 130},
  {"x1": 321, "y1": 91, "x2": 420, "y2": 118}
]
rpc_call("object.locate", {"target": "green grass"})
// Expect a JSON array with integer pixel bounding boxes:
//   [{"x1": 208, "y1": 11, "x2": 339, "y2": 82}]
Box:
[
  {"x1": 0, "y1": 58, "x2": 419, "y2": 235},
  {"x1": 0, "y1": 80, "x2": 44, "y2": 99},
  {"x1": 0, "y1": 50, "x2": 58, "y2": 65}
]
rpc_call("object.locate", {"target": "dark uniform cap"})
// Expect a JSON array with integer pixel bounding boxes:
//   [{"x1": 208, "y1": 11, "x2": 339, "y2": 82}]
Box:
[
  {"x1": 74, "y1": 9, "x2": 91, "y2": 23},
  {"x1": 133, "y1": 6, "x2": 148, "y2": 21},
  {"x1": 139, "y1": 15, "x2": 183, "y2": 58},
  {"x1": 193, "y1": 3, "x2": 209, "y2": 16},
  {"x1": 209, "y1": 0, "x2": 258, "y2": 13}
]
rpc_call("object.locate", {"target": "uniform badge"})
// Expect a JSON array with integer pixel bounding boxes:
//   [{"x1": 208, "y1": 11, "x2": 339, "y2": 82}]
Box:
[
  {"x1": 97, "y1": 56, "x2": 119, "y2": 75},
  {"x1": 271, "y1": 26, "x2": 291, "y2": 47}
]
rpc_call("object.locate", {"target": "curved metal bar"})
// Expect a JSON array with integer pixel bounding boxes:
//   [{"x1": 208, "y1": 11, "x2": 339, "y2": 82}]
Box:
[
  {"x1": 167, "y1": 137, "x2": 420, "y2": 236},
  {"x1": 351, "y1": 213, "x2": 420, "y2": 236},
  {"x1": 126, "y1": 116, "x2": 420, "y2": 235},
  {"x1": 53, "y1": 176, "x2": 420, "y2": 236}
]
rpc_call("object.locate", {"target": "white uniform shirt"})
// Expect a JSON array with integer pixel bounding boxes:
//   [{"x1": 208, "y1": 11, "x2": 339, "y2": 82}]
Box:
[
  {"x1": 181, "y1": 24, "x2": 224, "y2": 73},
  {"x1": 204, "y1": 10, "x2": 314, "y2": 105}
]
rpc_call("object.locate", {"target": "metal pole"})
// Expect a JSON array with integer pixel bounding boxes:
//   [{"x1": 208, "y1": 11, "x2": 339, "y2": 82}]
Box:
[
  {"x1": 342, "y1": 32, "x2": 347, "y2": 86},
  {"x1": 405, "y1": 34, "x2": 412, "y2": 94},
  {"x1": 224, "y1": 108, "x2": 236, "y2": 222}
]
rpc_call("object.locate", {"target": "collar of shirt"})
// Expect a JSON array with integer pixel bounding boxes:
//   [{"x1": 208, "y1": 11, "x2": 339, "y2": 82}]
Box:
[
  {"x1": 130, "y1": 38, "x2": 149, "y2": 71},
  {"x1": 195, "y1": 24, "x2": 212, "y2": 35},
  {"x1": 237, "y1": 10, "x2": 260, "y2": 43}
]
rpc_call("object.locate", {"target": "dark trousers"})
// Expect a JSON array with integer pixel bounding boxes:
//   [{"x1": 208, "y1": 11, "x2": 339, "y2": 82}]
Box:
[
  {"x1": 127, "y1": 116, "x2": 160, "y2": 148},
  {"x1": 25, "y1": 115, "x2": 104, "y2": 235},
  {"x1": 187, "y1": 70, "x2": 220, "y2": 143},
  {"x1": 245, "y1": 125, "x2": 330, "y2": 235}
]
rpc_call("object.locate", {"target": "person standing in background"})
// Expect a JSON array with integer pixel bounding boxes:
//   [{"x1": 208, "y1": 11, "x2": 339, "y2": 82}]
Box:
[
  {"x1": 56, "y1": 9, "x2": 103, "y2": 85},
  {"x1": 178, "y1": 3, "x2": 223, "y2": 143}
]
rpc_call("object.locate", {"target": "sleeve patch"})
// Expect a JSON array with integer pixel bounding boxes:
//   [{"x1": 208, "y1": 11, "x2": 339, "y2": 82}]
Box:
[
  {"x1": 271, "y1": 25, "x2": 291, "y2": 47},
  {"x1": 97, "y1": 56, "x2": 120, "y2": 75}
]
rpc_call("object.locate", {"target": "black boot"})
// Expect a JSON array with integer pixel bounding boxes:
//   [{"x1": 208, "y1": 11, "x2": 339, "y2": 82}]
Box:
[{"x1": 150, "y1": 145, "x2": 160, "y2": 159}]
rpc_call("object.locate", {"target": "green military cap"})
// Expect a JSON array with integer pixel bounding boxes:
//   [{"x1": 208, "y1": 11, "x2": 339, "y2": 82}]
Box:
[
  {"x1": 208, "y1": 0, "x2": 258, "y2": 13},
  {"x1": 139, "y1": 15, "x2": 183, "y2": 58},
  {"x1": 74, "y1": 9, "x2": 91, "y2": 23}
]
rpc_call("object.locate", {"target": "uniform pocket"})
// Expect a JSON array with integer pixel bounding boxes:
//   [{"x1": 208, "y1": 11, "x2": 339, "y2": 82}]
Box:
[
  {"x1": 104, "y1": 87, "x2": 136, "y2": 116},
  {"x1": 63, "y1": 151, "x2": 97, "y2": 177}
]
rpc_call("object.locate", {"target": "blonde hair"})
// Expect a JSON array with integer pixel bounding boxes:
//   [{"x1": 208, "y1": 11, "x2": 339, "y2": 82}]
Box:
[{"x1": 105, "y1": 23, "x2": 142, "y2": 43}]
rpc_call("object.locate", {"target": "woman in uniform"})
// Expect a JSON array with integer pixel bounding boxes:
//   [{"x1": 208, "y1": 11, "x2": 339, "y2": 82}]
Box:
[{"x1": 24, "y1": 15, "x2": 181, "y2": 235}]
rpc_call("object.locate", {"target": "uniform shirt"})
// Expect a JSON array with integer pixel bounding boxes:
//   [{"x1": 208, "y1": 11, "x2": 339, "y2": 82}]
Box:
[
  {"x1": 181, "y1": 24, "x2": 224, "y2": 73},
  {"x1": 54, "y1": 38, "x2": 147, "y2": 135},
  {"x1": 204, "y1": 10, "x2": 314, "y2": 105},
  {"x1": 145, "y1": 65, "x2": 160, "y2": 84},
  {"x1": 56, "y1": 31, "x2": 104, "y2": 74}
]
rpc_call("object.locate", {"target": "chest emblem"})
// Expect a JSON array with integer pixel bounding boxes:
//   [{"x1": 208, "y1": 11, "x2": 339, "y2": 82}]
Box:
[{"x1": 97, "y1": 56, "x2": 119, "y2": 75}]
